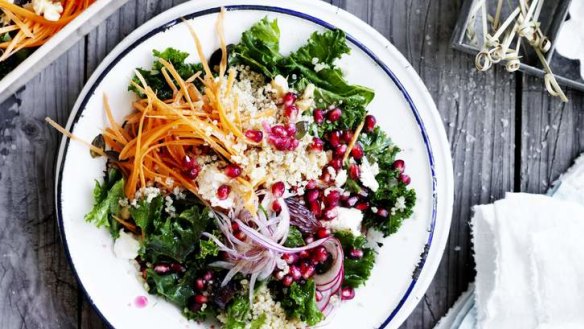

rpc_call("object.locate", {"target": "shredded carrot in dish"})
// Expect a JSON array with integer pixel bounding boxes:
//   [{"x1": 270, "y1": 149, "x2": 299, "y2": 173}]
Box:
[
  {"x1": 0, "y1": 0, "x2": 95, "y2": 62},
  {"x1": 47, "y1": 8, "x2": 260, "y2": 215}
]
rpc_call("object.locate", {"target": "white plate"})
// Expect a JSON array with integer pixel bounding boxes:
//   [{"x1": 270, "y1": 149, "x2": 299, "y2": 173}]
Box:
[{"x1": 55, "y1": 1, "x2": 453, "y2": 328}]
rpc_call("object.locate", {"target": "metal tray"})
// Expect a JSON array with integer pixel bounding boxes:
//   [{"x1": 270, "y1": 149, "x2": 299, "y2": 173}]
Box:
[{"x1": 451, "y1": 0, "x2": 584, "y2": 92}]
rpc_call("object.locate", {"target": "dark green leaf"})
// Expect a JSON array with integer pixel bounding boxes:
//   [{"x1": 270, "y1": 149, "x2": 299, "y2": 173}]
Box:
[
  {"x1": 284, "y1": 226, "x2": 305, "y2": 248},
  {"x1": 129, "y1": 196, "x2": 164, "y2": 237},
  {"x1": 281, "y1": 280, "x2": 324, "y2": 326},
  {"x1": 85, "y1": 169, "x2": 125, "y2": 239},
  {"x1": 142, "y1": 206, "x2": 211, "y2": 263},
  {"x1": 128, "y1": 48, "x2": 202, "y2": 99},
  {"x1": 223, "y1": 294, "x2": 251, "y2": 329},
  {"x1": 358, "y1": 127, "x2": 416, "y2": 236},
  {"x1": 334, "y1": 231, "x2": 376, "y2": 288},
  {"x1": 232, "y1": 17, "x2": 282, "y2": 78}
]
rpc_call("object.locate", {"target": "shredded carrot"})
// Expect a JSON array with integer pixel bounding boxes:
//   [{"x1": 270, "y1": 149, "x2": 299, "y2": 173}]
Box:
[
  {"x1": 48, "y1": 8, "x2": 260, "y2": 214},
  {"x1": 344, "y1": 120, "x2": 365, "y2": 163}
]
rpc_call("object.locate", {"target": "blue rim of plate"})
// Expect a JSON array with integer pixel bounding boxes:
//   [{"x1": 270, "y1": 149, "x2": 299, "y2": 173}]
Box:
[{"x1": 56, "y1": 4, "x2": 438, "y2": 329}]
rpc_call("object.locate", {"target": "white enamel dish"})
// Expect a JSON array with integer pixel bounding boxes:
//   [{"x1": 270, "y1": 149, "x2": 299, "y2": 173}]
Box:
[{"x1": 55, "y1": 1, "x2": 454, "y2": 328}]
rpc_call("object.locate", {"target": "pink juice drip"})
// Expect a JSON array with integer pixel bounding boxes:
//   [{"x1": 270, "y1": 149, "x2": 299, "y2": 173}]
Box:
[{"x1": 134, "y1": 296, "x2": 148, "y2": 308}]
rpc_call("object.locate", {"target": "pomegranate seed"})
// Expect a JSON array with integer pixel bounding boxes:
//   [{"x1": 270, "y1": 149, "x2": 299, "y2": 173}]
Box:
[
  {"x1": 231, "y1": 222, "x2": 239, "y2": 232},
  {"x1": 284, "y1": 105, "x2": 299, "y2": 120},
  {"x1": 183, "y1": 155, "x2": 197, "y2": 169},
  {"x1": 271, "y1": 181, "x2": 285, "y2": 197},
  {"x1": 289, "y1": 139, "x2": 300, "y2": 150},
  {"x1": 282, "y1": 275, "x2": 294, "y2": 287},
  {"x1": 330, "y1": 159, "x2": 342, "y2": 171},
  {"x1": 234, "y1": 231, "x2": 247, "y2": 240},
  {"x1": 316, "y1": 227, "x2": 330, "y2": 239},
  {"x1": 349, "y1": 163, "x2": 360, "y2": 180},
  {"x1": 170, "y1": 262, "x2": 185, "y2": 273},
  {"x1": 344, "y1": 196, "x2": 359, "y2": 207},
  {"x1": 364, "y1": 115, "x2": 376, "y2": 133},
  {"x1": 316, "y1": 291, "x2": 323, "y2": 302},
  {"x1": 341, "y1": 287, "x2": 355, "y2": 300},
  {"x1": 313, "y1": 109, "x2": 324, "y2": 124},
  {"x1": 355, "y1": 202, "x2": 369, "y2": 211},
  {"x1": 342, "y1": 130, "x2": 354, "y2": 144},
  {"x1": 194, "y1": 294, "x2": 208, "y2": 304},
  {"x1": 351, "y1": 143, "x2": 364, "y2": 160},
  {"x1": 203, "y1": 271, "x2": 213, "y2": 281},
  {"x1": 323, "y1": 208, "x2": 338, "y2": 221},
  {"x1": 400, "y1": 173, "x2": 411, "y2": 185},
  {"x1": 312, "y1": 246, "x2": 329, "y2": 263},
  {"x1": 377, "y1": 208, "x2": 389, "y2": 217},
  {"x1": 195, "y1": 278, "x2": 205, "y2": 290},
  {"x1": 185, "y1": 166, "x2": 200, "y2": 179},
  {"x1": 393, "y1": 159, "x2": 405, "y2": 173},
  {"x1": 349, "y1": 248, "x2": 364, "y2": 259},
  {"x1": 283, "y1": 92, "x2": 297, "y2": 106},
  {"x1": 328, "y1": 131, "x2": 341, "y2": 147},
  {"x1": 189, "y1": 302, "x2": 202, "y2": 312},
  {"x1": 282, "y1": 253, "x2": 298, "y2": 265},
  {"x1": 289, "y1": 265, "x2": 302, "y2": 280},
  {"x1": 335, "y1": 144, "x2": 348, "y2": 157},
  {"x1": 327, "y1": 108, "x2": 342, "y2": 122},
  {"x1": 153, "y1": 263, "x2": 171, "y2": 274},
  {"x1": 225, "y1": 164, "x2": 242, "y2": 178},
  {"x1": 309, "y1": 201, "x2": 322, "y2": 217},
  {"x1": 325, "y1": 190, "x2": 341, "y2": 208},
  {"x1": 305, "y1": 189, "x2": 320, "y2": 203},
  {"x1": 272, "y1": 137, "x2": 290, "y2": 151},
  {"x1": 272, "y1": 200, "x2": 282, "y2": 213},
  {"x1": 286, "y1": 123, "x2": 297, "y2": 136},
  {"x1": 300, "y1": 263, "x2": 316, "y2": 279},
  {"x1": 217, "y1": 185, "x2": 231, "y2": 200},
  {"x1": 298, "y1": 250, "x2": 310, "y2": 259},
  {"x1": 310, "y1": 137, "x2": 324, "y2": 152},
  {"x1": 271, "y1": 125, "x2": 288, "y2": 138},
  {"x1": 245, "y1": 129, "x2": 263, "y2": 143},
  {"x1": 306, "y1": 180, "x2": 317, "y2": 190}
]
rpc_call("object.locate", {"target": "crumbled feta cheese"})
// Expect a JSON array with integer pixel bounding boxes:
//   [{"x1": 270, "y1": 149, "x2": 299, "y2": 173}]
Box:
[
  {"x1": 360, "y1": 157, "x2": 379, "y2": 192},
  {"x1": 270, "y1": 75, "x2": 289, "y2": 97},
  {"x1": 113, "y1": 230, "x2": 140, "y2": 260},
  {"x1": 335, "y1": 169, "x2": 347, "y2": 187},
  {"x1": 395, "y1": 196, "x2": 406, "y2": 211},
  {"x1": 196, "y1": 163, "x2": 234, "y2": 209},
  {"x1": 322, "y1": 207, "x2": 363, "y2": 236},
  {"x1": 164, "y1": 196, "x2": 176, "y2": 217},
  {"x1": 314, "y1": 62, "x2": 329, "y2": 72},
  {"x1": 32, "y1": 0, "x2": 63, "y2": 21}
]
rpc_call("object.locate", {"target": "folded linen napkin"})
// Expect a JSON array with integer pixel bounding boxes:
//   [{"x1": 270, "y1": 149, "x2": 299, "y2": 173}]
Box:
[
  {"x1": 434, "y1": 153, "x2": 584, "y2": 329},
  {"x1": 473, "y1": 193, "x2": 584, "y2": 329}
]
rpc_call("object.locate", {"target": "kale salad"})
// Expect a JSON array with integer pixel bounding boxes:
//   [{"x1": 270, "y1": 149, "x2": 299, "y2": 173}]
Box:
[{"x1": 57, "y1": 9, "x2": 416, "y2": 329}]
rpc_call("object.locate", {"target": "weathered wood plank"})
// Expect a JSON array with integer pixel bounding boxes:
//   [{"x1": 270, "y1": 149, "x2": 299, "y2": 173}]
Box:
[
  {"x1": 337, "y1": 1, "x2": 516, "y2": 328},
  {"x1": 520, "y1": 76, "x2": 584, "y2": 194},
  {"x1": 0, "y1": 42, "x2": 85, "y2": 329}
]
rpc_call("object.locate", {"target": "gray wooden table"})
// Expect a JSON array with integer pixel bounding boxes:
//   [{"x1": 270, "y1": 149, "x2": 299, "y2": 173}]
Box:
[{"x1": 0, "y1": 0, "x2": 582, "y2": 328}]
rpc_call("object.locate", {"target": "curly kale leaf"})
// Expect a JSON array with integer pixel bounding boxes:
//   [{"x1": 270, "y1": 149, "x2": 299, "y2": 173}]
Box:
[
  {"x1": 232, "y1": 17, "x2": 282, "y2": 78},
  {"x1": 140, "y1": 205, "x2": 211, "y2": 263},
  {"x1": 334, "y1": 231, "x2": 376, "y2": 288},
  {"x1": 281, "y1": 280, "x2": 324, "y2": 326},
  {"x1": 359, "y1": 127, "x2": 417, "y2": 236},
  {"x1": 85, "y1": 168, "x2": 125, "y2": 238},
  {"x1": 128, "y1": 48, "x2": 202, "y2": 99}
]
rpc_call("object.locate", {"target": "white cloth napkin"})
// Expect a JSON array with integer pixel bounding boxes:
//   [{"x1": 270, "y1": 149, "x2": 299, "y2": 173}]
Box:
[{"x1": 472, "y1": 193, "x2": 584, "y2": 329}]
